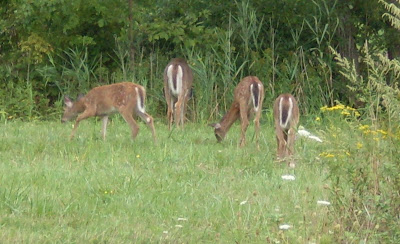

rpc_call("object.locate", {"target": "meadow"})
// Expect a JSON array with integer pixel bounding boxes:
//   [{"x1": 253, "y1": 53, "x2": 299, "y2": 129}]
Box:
[{"x1": 1, "y1": 107, "x2": 398, "y2": 243}]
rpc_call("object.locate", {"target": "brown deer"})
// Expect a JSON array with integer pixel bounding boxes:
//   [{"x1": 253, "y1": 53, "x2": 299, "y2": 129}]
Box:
[
  {"x1": 61, "y1": 82, "x2": 156, "y2": 142},
  {"x1": 209, "y1": 76, "x2": 264, "y2": 149},
  {"x1": 273, "y1": 93, "x2": 299, "y2": 167},
  {"x1": 163, "y1": 58, "x2": 193, "y2": 129}
]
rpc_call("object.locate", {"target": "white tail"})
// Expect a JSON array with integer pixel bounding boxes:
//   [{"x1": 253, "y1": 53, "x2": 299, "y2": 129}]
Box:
[
  {"x1": 62, "y1": 82, "x2": 156, "y2": 142},
  {"x1": 209, "y1": 76, "x2": 264, "y2": 149},
  {"x1": 164, "y1": 58, "x2": 193, "y2": 130},
  {"x1": 273, "y1": 94, "x2": 299, "y2": 166}
]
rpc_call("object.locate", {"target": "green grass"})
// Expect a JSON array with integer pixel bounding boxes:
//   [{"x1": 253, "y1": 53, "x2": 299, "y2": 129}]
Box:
[{"x1": 0, "y1": 115, "x2": 397, "y2": 243}]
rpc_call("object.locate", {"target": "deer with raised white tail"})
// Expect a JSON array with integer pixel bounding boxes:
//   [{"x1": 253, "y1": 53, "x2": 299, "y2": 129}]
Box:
[
  {"x1": 164, "y1": 58, "x2": 193, "y2": 130},
  {"x1": 273, "y1": 93, "x2": 299, "y2": 166},
  {"x1": 62, "y1": 82, "x2": 156, "y2": 142},
  {"x1": 209, "y1": 76, "x2": 264, "y2": 149}
]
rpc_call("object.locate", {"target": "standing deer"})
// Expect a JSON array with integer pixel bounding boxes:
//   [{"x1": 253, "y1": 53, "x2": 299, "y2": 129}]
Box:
[
  {"x1": 273, "y1": 93, "x2": 299, "y2": 167},
  {"x1": 163, "y1": 58, "x2": 193, "y2": 129},
  {"x1": 61, "y1": 82, "x2": 156, "y2": 142},
  {"x1": 209, "y1": 76, "x2": 264, "y2": 149}
]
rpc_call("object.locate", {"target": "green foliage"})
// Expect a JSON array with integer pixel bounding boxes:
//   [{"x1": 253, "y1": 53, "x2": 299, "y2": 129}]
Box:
[{"x1": 318, "y1": 105, "x2": 400, "y2": 242}]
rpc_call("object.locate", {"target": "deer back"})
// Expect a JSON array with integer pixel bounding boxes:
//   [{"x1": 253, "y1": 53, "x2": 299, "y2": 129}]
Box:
[
  {"x1": 233, "y1": 76, "x2": 264, "y2": 112},
  {"x1": 273, "y1": 93, "x2": 299, "y2": 130},
  {"x1": 164, "y1": 58, "x2": 193, "y2": 97}
]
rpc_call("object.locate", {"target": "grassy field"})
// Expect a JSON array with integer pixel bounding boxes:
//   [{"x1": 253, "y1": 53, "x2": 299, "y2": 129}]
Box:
[{"x1": 0, "y1": 113, "x2": 398, "y2": 243}]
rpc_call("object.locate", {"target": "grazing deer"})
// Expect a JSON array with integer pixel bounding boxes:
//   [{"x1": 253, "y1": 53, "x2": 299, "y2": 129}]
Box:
[
  {"x1": 163, "y1": 58, "x2": 193, "y2": 129},
  {"x1": 62, "y1": 82, "x2": 156, "y2": 142},
  {"x1": 273, "y1": 93, "x2": 299, "y2": 167},
  {"x1": 209, "y1": 76, "x2": 264, "y2": 149}
]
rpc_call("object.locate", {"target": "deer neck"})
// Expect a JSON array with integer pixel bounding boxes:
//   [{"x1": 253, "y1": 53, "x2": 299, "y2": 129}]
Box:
[
  {"x1": 73, "y1": 99, "x2": 86, "y2": 113},
  {"x1": 219, "y1": 103, "x2": 240, "y2": 134}
]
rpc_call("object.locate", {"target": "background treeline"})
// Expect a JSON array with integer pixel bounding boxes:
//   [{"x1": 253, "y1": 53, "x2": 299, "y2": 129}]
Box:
[{"x1": 1, "y1": 0, "x2": 400, "y2": 121}]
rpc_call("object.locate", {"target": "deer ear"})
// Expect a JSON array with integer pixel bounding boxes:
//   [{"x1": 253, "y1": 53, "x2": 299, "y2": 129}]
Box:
[
  {"x1": 64, "y1": 96, "x2": 73, "y2": 108},
  {"x1": 208, "y1": 123, "x2": 221, "y2": 129}
]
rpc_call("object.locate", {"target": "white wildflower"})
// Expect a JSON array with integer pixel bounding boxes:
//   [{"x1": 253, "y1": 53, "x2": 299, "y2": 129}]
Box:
[
  {"x1": 177, "y1": 217, "x2": 187, "y2": 221},
  {"x1": 175, "y1": 225, "x2": 183, "y2": 228},
  {"x1": 281, "y1": 175, "x2": 296, "y2": 181},
  {"x1": 297, "y1": 128, "x2": 323, "y2": 143},
  {"x1": 317, "y1": 200, "x2": 331, "y2": 206},
  {"x1": 163, "y1": 231, "x2": 168, "y2": 234},
  {"x1": 298, "y1": 129, "x2": 311, "y2": 137},
  {"x1": 279, "y1": 224, "x2": 291, "y2": 230},
  {"x1": 240, "y1": 200, "x2": 247, "y2": 205},
  {"x1": 309, "y1": 135, "x2": 323, "y2": 142}
]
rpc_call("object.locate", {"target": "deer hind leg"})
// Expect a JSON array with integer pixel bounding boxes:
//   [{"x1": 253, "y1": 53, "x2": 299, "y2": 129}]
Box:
[
  {"x1": 254, "y1": 108, "x2": 262, "y2": 150},
  {"x1": 275, "y1": 126, "x2": 287, "y2": 160},
  {"x1": 137, "y1": 111, "x2": 157, "y2": 143},
  {"x1": 70, "y1": 109, "x2": 95, "y2": 140},
  {"x1": 239, "y1": 103, "x2": 250, "y2": 147},
  {"x1": 101, "y1": 116, "x2": 108, "y2": 140},
  {"x1": 174, "y1": 95, "x2": 185, "y2": 128},
  {"x1": 165, "y1": 88, "x2": 174, "y2": 130},
  {"x1": 119, "y1": 109, "x2": 140, "y2": 139}
]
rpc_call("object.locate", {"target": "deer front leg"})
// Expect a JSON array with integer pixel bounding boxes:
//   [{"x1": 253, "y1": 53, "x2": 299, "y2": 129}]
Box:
[
  {"x1": 101, "y1": 116, "x2": 109, "y2": 140},
  {"x1": 70, "y1": 109, "x2": 95, "y2": 140},
  {"x1": 239, "y1": 103, "x2": 250, "y2": 147},
  {"x1": 137, "y1": 111, "x2": 157, "y2": 143}
]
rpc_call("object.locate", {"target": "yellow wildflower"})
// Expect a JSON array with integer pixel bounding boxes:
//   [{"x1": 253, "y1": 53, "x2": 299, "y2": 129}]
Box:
[
  {"x1": 341, "y1": 110, "x2": 350, "y2": 116},
  {"x1": 345, "y1": 151, "x2": 351, "y2": 156},
  {"x1": 357, "y1": 142, "x2": 363, "y2": 149},
  {"x1": 319, "y1": 152, "x2": 335, "y2": 158},
  {"x1": 376, "y1": 129, "x2": 387, "y2": 135},
  {"x1": 359, "y1": 125, "x2": 370, "y2": 131},
  {"x1": 315, "y1": 117, "x2": 321, "y2": 121},
  {"x1": 136, "y1": 154, "x2": 140, "y2": 158}
]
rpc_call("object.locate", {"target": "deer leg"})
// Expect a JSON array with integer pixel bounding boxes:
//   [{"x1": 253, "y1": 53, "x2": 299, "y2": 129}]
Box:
[
  {"x1": 70, "y1": 109, "x2": 95, "y2": 140},
  {"x1": 101, "y1": 116, "x2": 108, "y2": 140},
  {"x1": 137, "y1": 111, "x2": 157, "y2": 143},
  {"x1": 254, "y1": 108, "x2": 262, "y2": 150},
  {"x1": 239, "y1": 103, "x2": 249, "y2": 147},
  {"x1": 180, "y1": 98, "x2": 185, "y2": 128},
  {"x1": 275, "y1": 126, "x2": 287, "y2": 160},
  {"x1": 165, "y1": 88, "x2": 174, "y2": 130},
  {"x1": 175, "y1": 95, "x2": 184, "y2": 129},
  {"x1": 119, "y1": 110, "x2": 139, "y2": 139}
]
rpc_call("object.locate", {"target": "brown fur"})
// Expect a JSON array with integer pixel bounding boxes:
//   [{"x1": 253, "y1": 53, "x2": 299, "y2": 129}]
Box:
[
  {"x1": 273, "y1": 93, "x2": 299, "y2": 165},
  {"x1": 62, "y1": 82, "x2": 156, "y2": 142},
  {"x1": 209, "y1": 76, "x2": 264, "y2": 149},
  {"x1": 163, "y1": 58, "x2": 193, "y2": 130}
]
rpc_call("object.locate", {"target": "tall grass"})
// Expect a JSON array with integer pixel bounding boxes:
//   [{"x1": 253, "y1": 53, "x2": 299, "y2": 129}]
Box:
[{"x1": 1, "y1": 106, "x2": 399, "y2": 242}]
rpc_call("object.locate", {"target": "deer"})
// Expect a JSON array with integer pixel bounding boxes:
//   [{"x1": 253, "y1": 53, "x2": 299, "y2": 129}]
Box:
[
  {"x1": 209, "y1": 76, "x2": 264, "y2": 149},
  {"x1": 163, "y1": 58, "x2": 193, "y2": 130},
  {"x1": 273, "y1": 93, "x2": 299, "y2": 167},
  {"x1": 61, "y1": 82, "x2": 156, "y2": 142}
]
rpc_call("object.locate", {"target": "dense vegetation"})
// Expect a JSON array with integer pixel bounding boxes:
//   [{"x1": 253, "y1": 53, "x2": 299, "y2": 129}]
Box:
[
  {"x1": 1, "y1": 0, "x2": 400, "y2": 242},
  {"x1": 1, "y1": 0, "x2": 399, "y2": 120}
]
